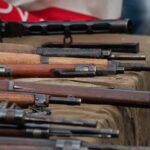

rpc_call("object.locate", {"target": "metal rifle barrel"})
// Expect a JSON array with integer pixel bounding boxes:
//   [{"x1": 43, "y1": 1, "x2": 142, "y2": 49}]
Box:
[
  {"x1": 42, "y1": 42, "x2": 139, "y2": 53},
  {"x1": 37, "y1": 48, "x2": 110, "y2": 58},
  {"x1": 50, "y1": 127, "x2": 119, "y2": 138},
  {"x1": 117, "y1": 62, "x2": 150, "y2": 71},
  {"x1": 49, "y1": 62, "x2": 150, "y2": 77},
  {"x1": 0, "y1": 108, "x2": 97, "y2": 127},
  {"x1": 37, "y1": 48, "x2": 145, "y2": 60},
  {"x1": 0, "y1": 19, "x2": 132, "y2": 37},
  {"x1": 26, "y1": 115, "x2": 97, "y2": 127},
  {"x1": 0, "y1": 42, "x2": 139, "y2": 54},
  {"x1": 0, "y1": 123, "x2": 119, "y2": 138},
  {"x1": 53, "y1": 64, "x2": 125, "y2": 77},
  {"x1": 110, "y1": 54, "x2": 146, "y2": 60}
]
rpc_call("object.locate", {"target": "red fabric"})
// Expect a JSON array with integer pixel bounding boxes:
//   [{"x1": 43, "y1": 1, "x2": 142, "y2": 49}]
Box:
[
  {"x1": 0, "y1": 0, "x2": 97, "y2": 22},
  {"x1": 31, "y1": 7, "x2": 97, "y2": 21},
  {"x1": 0, "y1": 0, "x2": 42, "y2": 22}
]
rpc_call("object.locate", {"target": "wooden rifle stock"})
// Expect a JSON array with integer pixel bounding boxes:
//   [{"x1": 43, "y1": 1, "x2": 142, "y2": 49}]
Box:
[
  {"x1": 0, "y1": 52, "x2": 147, "y2": 72},
  {"x1": 0, "y1": 52, "x2": 107, "y2": 66},
  {"x1": 0, "y1": 43, "x2": 36, "y2": 54},
  {"x1": 0, "y1": 91, "x2": 35, "y2": 107},
  {"x1": 0, "y1": 80, "x2": 150, "y2": 108},
  {"x1": 0, "y1": 64, "x2": 91, "y2": 77},
  {"x1": 0, "y1": 63, "x2": 150, "y2": 78}
]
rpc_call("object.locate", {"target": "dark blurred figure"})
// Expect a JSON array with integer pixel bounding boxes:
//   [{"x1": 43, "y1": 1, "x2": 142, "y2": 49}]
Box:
[{"x1": 122, "y1": 0, "x2": 150, "y2": 34}]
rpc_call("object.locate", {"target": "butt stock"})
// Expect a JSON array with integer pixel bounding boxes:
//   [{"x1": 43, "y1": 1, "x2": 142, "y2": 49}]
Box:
[
  {"x1": 0, "y1": 64, "x2": 124, "y2": 78},
  {"x1": 0, "y1": 52, "x2": 108, "y2": 65},
  {"x1": 0, "y1": 91, "x2": 35, "y2": 107},
  {"x1": 0, "y1": 80, "x2": 150, "y2": 108},
  {"x1": 0, "y1": 43, "x2": 36, "y2": 54},
  {"x1": 0, "y1": 52, "x2": 146, "y2": 67},
  {"x1": 0, "y1": 64, "x2": 86, "y2": 78}
]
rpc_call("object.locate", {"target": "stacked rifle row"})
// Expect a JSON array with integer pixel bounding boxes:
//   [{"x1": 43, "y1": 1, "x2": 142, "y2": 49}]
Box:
[
  {"x1": 0, "y1": 19, "x2": 150, "y2": 149},
  {"x1": 0, "y1": 19, "x2": 149, "y2": 78}
]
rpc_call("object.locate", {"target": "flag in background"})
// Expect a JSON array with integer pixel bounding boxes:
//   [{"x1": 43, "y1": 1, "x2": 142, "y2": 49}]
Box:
[{"x1": 0, "y1": 0, "x2": 123, "y2": 22}]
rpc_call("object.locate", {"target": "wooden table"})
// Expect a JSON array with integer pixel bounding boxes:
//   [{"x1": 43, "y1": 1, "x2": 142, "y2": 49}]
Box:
[{"x1": 4, "y1": 34, "x2": 150, "y2": 145}]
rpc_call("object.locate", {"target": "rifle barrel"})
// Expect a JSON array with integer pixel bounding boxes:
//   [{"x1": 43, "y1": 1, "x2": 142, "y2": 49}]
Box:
[
  {"x1": 117, "y1": 62, "x2": 150, "y2": 71},
  {"x1": 0, "y1": 42, "x2": 140, "y2": 54},
  {"x1": 110, "y1": 54, "x2": 146, "y2": 60},
  {"x1": 37, "y1": 48, "x2": 145, "y2": 60},
  {"x1": 0, "y1": 108, "x2": 97, "y2": 127},
  {"x1": 0, "y1": 19, "x2": 131, "y2": 37},
  {"x1": 42, "y1": 42, "x2": 139, "y2": 53},
  {"x1": 0, "y1": 123, "x2": 119, "y2": 138}
]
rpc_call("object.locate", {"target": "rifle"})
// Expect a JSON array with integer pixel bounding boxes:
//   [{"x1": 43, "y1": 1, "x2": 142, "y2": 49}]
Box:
[
  {"x1": 0, "y1": 137, "x2": 149, "y2": 150},
  {"x1": 0, "y1": 145, "x2": 149, "y2": 150},
  {"x1": 0, "y1": 108, "x2": 97, "y2": 127},
  {"x1": 0, "y1": 52, "x2": 145, "y2": 65},
  {"x1": 0, "y1": 42, "x2": 139, "y2": 54},
  {"x1": 0, "y1": 63, "x2": 149, "y2": 78},
  {"x1": 0, "y1": 19, "x2": 131, "y2": 38},
  {"x1": 34, "y1": 48, "x2": 146, "y2": 60},
  {"x1": 0, "y1": 123, "x2": 119, "y2": 138},
  {"x1": 0, "y1": 80, "x2": 150, "y2": 108},
  {"x1": 0, "y1": 43, "x2": 145, "y2": 60}
]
